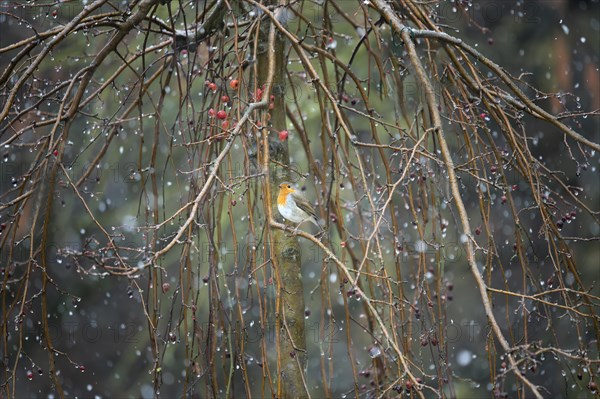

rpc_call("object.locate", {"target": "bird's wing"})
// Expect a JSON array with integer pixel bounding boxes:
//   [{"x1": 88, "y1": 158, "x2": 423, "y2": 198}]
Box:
[{"x1": 293, "y1": 194, "x2": 318, "y2": 219}]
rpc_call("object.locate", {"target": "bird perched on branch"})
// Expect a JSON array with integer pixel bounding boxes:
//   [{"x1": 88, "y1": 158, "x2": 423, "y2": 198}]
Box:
[{"x1": 277, "y1": 182, "x2": 321, "y2": 232}]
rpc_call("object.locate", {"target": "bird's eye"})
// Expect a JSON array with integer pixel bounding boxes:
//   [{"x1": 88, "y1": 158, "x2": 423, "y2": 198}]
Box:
[{"x1": 287, "y1": 185, "x2": 291, "y2": 188}]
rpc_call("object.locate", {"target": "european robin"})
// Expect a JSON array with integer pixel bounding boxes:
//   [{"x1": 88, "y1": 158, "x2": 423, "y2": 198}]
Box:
[{"x1": 277, "y1": 182, "x2": 320, "y2": 231}]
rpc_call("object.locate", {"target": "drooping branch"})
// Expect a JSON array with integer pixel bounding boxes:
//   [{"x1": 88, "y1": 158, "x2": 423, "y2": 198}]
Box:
[{"x1": 372, "y1": 0, "x2": 544, "y2": 397}]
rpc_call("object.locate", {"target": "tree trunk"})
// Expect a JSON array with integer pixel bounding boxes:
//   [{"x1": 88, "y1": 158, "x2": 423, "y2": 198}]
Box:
[{"x1": 257, "y1": 20, "x2": 309, "y2": 399}]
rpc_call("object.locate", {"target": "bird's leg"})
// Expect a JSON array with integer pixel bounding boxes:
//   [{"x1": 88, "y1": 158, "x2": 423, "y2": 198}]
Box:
[
  {"x1": 292, "y1": 220, "x2": 307, "y2": 234},
  {"x1": 281, "y1": 222, "x2": 301, "y2": 236},
  {"x1": 292, "y1": 218, "x2": 325, "y2": 238},
  {"x1": 281, "y1": 223, "x2": 294, "y2": 236}
]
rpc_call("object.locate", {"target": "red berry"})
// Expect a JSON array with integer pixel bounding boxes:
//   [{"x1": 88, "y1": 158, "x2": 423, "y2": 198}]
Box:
[
  {"x1": 221, "y1": 120, "x2": 230, "y2": 129},
  {"x1": 53, "y1": 150, "x2": 58, "y2": 156},
  {"x1": 229, "y1": 79, "x2": 239, "y2": 89},
  {"x1": 162, "y1": 283, "x2": 170, "y2": 293},
  {"x1": 268, "y1": 102, "x2": 275, "y2": 110},
  {"x1": 27, "y1": 370, "x2": 33, "y2": 380},
  {"x1": 216, "y1": 110, "x2": 227, "y2": 120},
  {"x1": 51, "y1": 10, "x2": 57, "y2": 17},
  {"x1": 208, "y1": 108, "x2": 216, "y2": 117},
  {"x1": 208, "y1": 82, "x2": 217, "y2": 92},
  {"x1": 278, "y1": 130, "x2": 288, "y2": 141},
  {"x1": 221, "y1": 95, "x2": 229, "y2": 103}
]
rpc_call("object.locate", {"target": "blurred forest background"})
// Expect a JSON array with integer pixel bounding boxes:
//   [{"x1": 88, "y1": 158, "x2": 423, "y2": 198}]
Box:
[{"x1": 0, "y1": 0, "x2": 599, "y2": 398}]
